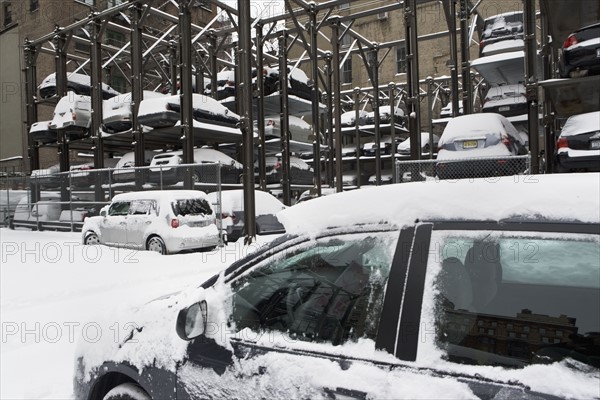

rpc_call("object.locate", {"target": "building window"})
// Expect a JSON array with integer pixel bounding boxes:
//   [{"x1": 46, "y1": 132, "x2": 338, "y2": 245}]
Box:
[
  {"x1": 3, "y1": 2, "x2": 13, "y2": 26},
  {"x1": 342, "y1": 59, "x2": 352, "y2": 84},
  {"x1": 520, "y1": 333, "x2": 528, "y2": 339},
  {"x1": 341, "y1": 34, "x2": 353, "y2": 49},
  {"x1": 105, "y1": 29, "x2": 125, "y2": 47},
  {"x1": 30, "y1": 0, "x2": 39, "y2": 12},
  {"x1": 542, "y1": 337, "x2": 549, "y2": 343},
  {"x1": 539, "y1": 328, "x2": 546, "y2": 335},
  {"x1": 507, "y1": 323, "x2": 513, "y2": 330},
  {"x1": 523, "y1": 326, "x2": 530, "y2": 333},
  {"x1": 509, "y1": 332, "x2": 516, "y2": 338},
  {"x1": 477, "y1": 320, "x2": 484, "y2": 326},
  {"x1": 396, "y1": 44, "x2": 407, "y2": 74},
  {"x1": 488, "y1": 329, "x2": 494, "y2": 335},
  {"x1": 556, "y1": 330, "x2": 563, "y2": 337}
]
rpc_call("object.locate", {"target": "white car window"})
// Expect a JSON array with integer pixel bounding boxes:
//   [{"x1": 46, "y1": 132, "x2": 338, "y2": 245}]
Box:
[
  {"x1": 108, "y1": 201, "x2": 130, "y2": 216},
  {"x1": 129, "y1": 200, "x2": 152, "y2": 215}
]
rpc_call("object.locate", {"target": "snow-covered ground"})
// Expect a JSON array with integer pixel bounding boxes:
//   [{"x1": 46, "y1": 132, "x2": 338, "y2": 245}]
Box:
[{"x1": 0, "y1": 228, "x2": 277, "y2": 399}]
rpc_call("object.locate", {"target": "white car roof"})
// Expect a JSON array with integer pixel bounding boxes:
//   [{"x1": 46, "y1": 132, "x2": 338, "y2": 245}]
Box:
[
  {"x1": 279, "y1": 173, "x2": 600, "y2": 235},
  {"x1": 438, "y1": 113, "x2": 519, "y2": 145}
]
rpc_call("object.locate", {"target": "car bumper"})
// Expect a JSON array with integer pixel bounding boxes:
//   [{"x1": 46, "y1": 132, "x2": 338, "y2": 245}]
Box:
[
  {"x1": 164, "y1": 225, "x2": 220, "y2": 253},
  {"x1": 556, "y1": 151, "x2": 600, "y2": 172}
]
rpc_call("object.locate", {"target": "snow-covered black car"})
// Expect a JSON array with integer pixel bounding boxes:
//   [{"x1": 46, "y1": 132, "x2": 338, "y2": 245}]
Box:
[
  {"x1": 555, "y1": 110, "x2": 600, "y2": 172},
  {"x1": 482, "y1": 84, "x2": 528, "y2": 118},
  {"x1": 559, "y1": 22, "x2": 600, "y2": 78},
  {"x1": 39, "y1": 72, "x2": 120, "y2": 100},
  {"x1": 479, "y1": 11, "x2": 524, "y2": 56},
  {"x1": 74, "y1": 174, "x2": 600, "y2": 400}
]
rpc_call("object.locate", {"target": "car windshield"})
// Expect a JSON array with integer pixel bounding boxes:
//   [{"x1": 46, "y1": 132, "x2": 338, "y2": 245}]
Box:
[
  {"x1": 425, "y1": 230, "x2": 600, "y2": 369},
  {"x1": 172, "y1": 198, "x2": 212, "y2": 216}
]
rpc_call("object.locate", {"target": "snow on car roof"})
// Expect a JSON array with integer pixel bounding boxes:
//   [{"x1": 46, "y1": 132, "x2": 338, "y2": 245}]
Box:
[
  {"x1": 559, "y1": 111, "x2": 600, "y2": 137},
  {"x1": 470, "y1": 50, "x2": 524, "y2": 67},
  {"x1": 54, "y1": 92, "x2": 91, "y2": 111},
  {"x1": 438, "y1": 113, "x2": 515, "y2": 145},
  {"x1": 38, "y1": 72, "x2": 120, "y2": 95},
  {"x1": 111, "y1": 190, "x2": 209, "y2": 202},
  {"x1": 207, "y1": 190, "x2": 286, "y2": 216},
  {"x1": 138, "y1": 93, "x2": 240, "y2": 120},
  {"x1": 278, "y1": 173, "x2": 600, "y2": 236},
  {"x1": 483, "y1": 10, "x2": 523, "y2": 21}
]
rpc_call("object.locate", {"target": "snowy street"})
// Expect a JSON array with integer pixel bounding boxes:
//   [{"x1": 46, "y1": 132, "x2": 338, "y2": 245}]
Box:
[{"x1": 0, "y1": 228, "x2": 275, "y2": 399}]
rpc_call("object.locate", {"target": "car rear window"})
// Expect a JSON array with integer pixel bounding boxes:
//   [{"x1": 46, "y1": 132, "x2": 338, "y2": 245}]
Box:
[
  {"x1": 424, "y1": 230, "x2": 600, "y2": 369},
  {"x1": 172, "y1": 198, "x2": 213, "y2": 216}
]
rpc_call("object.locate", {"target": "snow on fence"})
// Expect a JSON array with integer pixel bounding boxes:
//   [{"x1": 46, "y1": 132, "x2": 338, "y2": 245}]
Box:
[
  {"x1": 0, "y1": 163, "x2": 229, "y2": 233},
  {"x1": 394, "y1": 154, "x2": 531, "y2": 183}
]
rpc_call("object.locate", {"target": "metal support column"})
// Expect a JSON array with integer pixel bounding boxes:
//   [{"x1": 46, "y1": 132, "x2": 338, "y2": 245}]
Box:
[
  {"x1": 405, "y1": 0, "x2": 422, "y2": 160},
  {"x1": 370, "y1": 46, "x2": 382, "y2": 185},
  {"x1": 208, "y1": 30, "x2": 218, "y2": 99},
  {"x1": 279, "y1": 30, "x2": 292, "y2": 206},
  {"x1": 23, "y1": 41, "x2": 39, "y2": 173},
  {"x1": 331, "y1": 18, "x2": 343, "y2": 192},
  {"x1": 523, "y1": 0, "x2": 539, "y2": 174},
  {"x1": 179, "y1": 0, "x2": 194, "y2": 190},
  {"x1": 354, "y1": 88, "x2": 362, "y2": 189},
  {"x1": 169, "y1": 41, "x2": 178, "y2": 95},
  {"x1": 238, "y1": 0, "x2": 256, "y2": 241},
  {"x1": 460, "y1": 0, "x2": 472, "y2": 114},
  {"x1": 540, "y1": 6, "x2": 554, "y2": 173},
  {"x1": 131, "y1": 2, "x2": 145, "y2": 189},
  {"x1": 309, "y1": 5, "x2": 322, "y2": 195},
  {"x1": 388, "y1": 83, "x2": 396, "y2": 183},
  {"x1": 90, "y1": 17, "x2": 105, "y2": 201},
  {"x1": 54, "y1": 31, "x2": 70, "y2": 206},
  {"x1": 256, "y1": 23, "x2": 267, "y2": 191},
  {"x1": 426, "y1": 76, "x2": 435, "y2": 159},
  {"x1": 324, "y1": 52, "x2": 334, "y2": 187},
  {"x1": 443, "y1": 0, "x2": 460, "y2": 118}
]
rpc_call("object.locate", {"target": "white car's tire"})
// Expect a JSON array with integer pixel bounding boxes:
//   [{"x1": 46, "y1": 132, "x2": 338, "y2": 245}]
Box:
[
  {"x1": 103, "y1": 383, "x2": 150, "y2": 400},
  {"x1": 84, "y1": 231, "x2": 100, "y2": 245},
  {"x1": 146, "y1": 236, "x2": 167, "y2": 255}
]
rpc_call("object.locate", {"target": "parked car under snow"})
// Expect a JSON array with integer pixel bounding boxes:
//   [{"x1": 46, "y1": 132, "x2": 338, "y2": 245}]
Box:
[
  {"x1": 102, "y1": 91, "x2": 166, "y2": 133},
  {"x1": 74, "y1": 173, "x2": 600, "y2": 400},
  {"x1": 555, "y1": 110, "x2": 600, "y2": 172},
  {"x1": 82, "y1": 190, "x2": 219, "y2": 254},
  {"x1": 39, "y1": 72, "x2": 120, "y2": 100},
  {"x1": 50, "y1": 92, "x2": 92, "y2": 131},
  {"x1": 559, "y1": 22, "x2": 600, "y2": 78},
  {"x1": 396, "y1": 132, "x2": 440, "y2": 155},
  {"x1": 257, "y1": 155, "x2": 314, "y2": 185},
  {"x1": 482, "y1": 84, "x2": 527, "y2": 118},
  {"x1": 137, "y1": 94, "x2": 240, "y2": 129},
  {"x1": 435, "y1": 113, "x2": 528, "y2": 179},
  {"x1": 479, "y1": 11, "x2": 524, "y2": 56},
  {"x1": 207, "y1": 189, "x2": 286, "y2": 243},
  {"x1": 112, "y1": 151, "x2": 156, "y2": 184}
]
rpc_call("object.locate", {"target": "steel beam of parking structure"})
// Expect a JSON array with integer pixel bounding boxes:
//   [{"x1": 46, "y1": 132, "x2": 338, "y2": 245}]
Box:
[
  {"x1": 389, "y1": 83, "x2": 397, "y2": 183},
  {"x1": 309, "y1": 5, "x2": 322, "y2": 196},
  {"x1": 256, "y1": 23, "x2": 267, "y2": 191},
  {"x1": 53, "y1": 30, "x2": 71, "y2": 208},
  {"x1": 523, "y1": 0, "x2": 539, "y2": 174},
  {"x1": 208, "y1": 30, "x2": 218, "y2": 99},
  {"x1": 331, "y1": 18, "x2": 343, "y2": 193},
  {"x1": 540, "y1": 6, "x2": 554, "y2": 174},
  {"x1": 131, "y1": 2, "x2": 146, "y2": 190},
  {"x1": 169, "y1": 41, "x2": 178, "y2": 95},
  {"x1": 23, "y1": 41, "x2": 39, "y2": 173},
  {"x1": 426, "y1": 76, "x2": 435, "y2": 160},
  {"x1": 239, "y1": 0, "x2": 256, "y2": 242},
  {"x1": 460, "y1": 0, "x2": 472, "y2": 115},
  {"x1": 370, "y1": 46, "x2": 382, "y2": 185},
  {"x1": 354, "y1": 88, "x2": 362, "y2": 189},
  {"x1": 324, "y1": 52, "x2": 334, "y2": 188},
  {"x1": 90, "y1": 18, "x2": 106, "y2": 202},
  {"x1": 179, "y1": 0, "x2": 195, "y2": 190},
  {"x1": 443, "y1": 0, "x2": 460, "y2": 119},
  {"x1": 405, "y1": 0, "x2": 422, "y2": 160},
  {"x1": 279, "y1": 30, "x2": 292, "y2": 207}
]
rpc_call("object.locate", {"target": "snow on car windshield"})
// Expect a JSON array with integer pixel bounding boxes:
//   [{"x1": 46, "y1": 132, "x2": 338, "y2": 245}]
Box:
[{"x1": 172, "y1": 198, "x2": 213, "y2": 216}]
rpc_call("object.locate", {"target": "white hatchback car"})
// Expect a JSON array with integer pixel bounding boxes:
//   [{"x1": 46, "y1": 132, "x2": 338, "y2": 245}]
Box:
[
  {"x1": 82, "y1": 190, "x2": 219, "y2": 254},
  {"x1": 50, "y1": 92, "x2": 92, "y2": 130}
]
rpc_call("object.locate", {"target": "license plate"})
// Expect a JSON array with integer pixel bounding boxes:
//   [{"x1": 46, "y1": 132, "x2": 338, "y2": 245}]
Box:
[
  {"x1": 463, "y1": 140, "x2": 478, "y2": 149},
  {"x1": 498, "y1": 106, "x2": 510, "y2": 112},
  {"x1": 591, "y1": 140, "x2": 600, "y2": 149},
  {"x1": 596, "y1": 48, "x2": 600, "y2": 58}
]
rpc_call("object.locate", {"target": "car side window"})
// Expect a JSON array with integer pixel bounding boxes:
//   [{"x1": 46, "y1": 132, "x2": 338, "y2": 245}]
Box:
[
  {"x1": 421, "y1": 230, "x2": 600, "y2": 369},
  {"x1": 108, "y1": 201, "x2": 130, "y2": 216},
  {"x1": 230, "y1": 231, "x2": 399, "y2": 346},
  {"x1": 129, "y1": 200, "x2": 152, "y2": 215}
]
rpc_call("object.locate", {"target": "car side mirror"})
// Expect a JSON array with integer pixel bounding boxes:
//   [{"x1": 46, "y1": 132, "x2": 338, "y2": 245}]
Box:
[
  {"x1": 176, "y1": 300, "x2": 207, "y2": 341},
  {"x1": 100, "y1": 210, "x2": 107, "y2": 217}
]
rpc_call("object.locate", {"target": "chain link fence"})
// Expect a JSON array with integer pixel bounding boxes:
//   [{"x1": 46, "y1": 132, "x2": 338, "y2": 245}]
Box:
[
  {"x1": 395, "y1": 154, "x2": 531, "y2": 183},
  {"x1": 0, "y1": 163, "x2": 227, "y2": 234}
]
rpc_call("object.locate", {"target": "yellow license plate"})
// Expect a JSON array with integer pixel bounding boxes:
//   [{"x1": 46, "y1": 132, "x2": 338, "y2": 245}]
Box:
[{"x1": 463, "y1": 140, "x2": 478, "y2": 149}]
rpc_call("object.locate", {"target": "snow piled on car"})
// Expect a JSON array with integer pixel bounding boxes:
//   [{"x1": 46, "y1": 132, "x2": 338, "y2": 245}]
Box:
[
  {"x1": 278, "y1": 173, "x2": 600, "y2": 237},
  {"x1": 559, "y1": 111, "x2": 600, "y2": 137}
]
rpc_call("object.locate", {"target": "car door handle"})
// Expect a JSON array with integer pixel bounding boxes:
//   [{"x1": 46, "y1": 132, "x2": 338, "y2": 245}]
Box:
[
  {"x1": 145, "y1": 221, "x2": 151, "y2": 225},
  {"x1": 119, "y1": 222, "x2": 126, "y2": 225}
]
